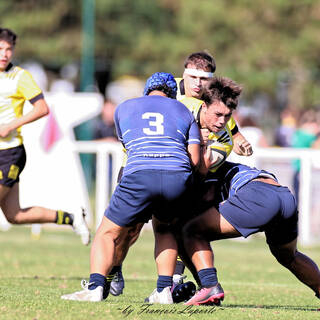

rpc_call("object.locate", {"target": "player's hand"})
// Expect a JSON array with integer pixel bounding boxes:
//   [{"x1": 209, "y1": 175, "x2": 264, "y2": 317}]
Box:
[
  {"x1": 200, "y1": 128, "x2": 210, "y2": 145},
  {"x1": 199, "y1": 146, "x2": 218, "y2": 175},
  {"x1": 0, "y1": 124, "x2": 13, "y2": 138},
  {"x1": 234, "y1": 139, "x2": 253, "y2": 156}
]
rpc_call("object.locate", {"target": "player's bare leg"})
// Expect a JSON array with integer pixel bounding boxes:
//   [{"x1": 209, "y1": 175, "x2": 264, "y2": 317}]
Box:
[
  {"x1": 182, "y1": 207, "x2": 240, "y2": 306},
  {"x1": 0, "y1": 183, "x2": 90, "y2": 245},
  {"x1": 153, "y1": 217, "x2": 178, "y2": 276},
  {"x1": 1, "y1": 183, "x2": 57, "y2": 223},
  {"x1": 269, "y1": 239, "x2": 320, "y2": 298},
  {"x1": 109, "y1": 222, "x2": 144, "y2": 296},
  {"x1": 62, "y1": 217, "x2": 132, "y2": 301},
  {"x1": 144, "y1": 217, "x2": 177, "y2": 304},
  {"x1": 183, "y1": 206, "x2": 241, "y2": 270}
]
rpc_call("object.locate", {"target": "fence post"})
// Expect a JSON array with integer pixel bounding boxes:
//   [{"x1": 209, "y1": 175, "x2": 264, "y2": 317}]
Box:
[{"x1": 299, "y1": 155, "x2": 312, "y2": 245}]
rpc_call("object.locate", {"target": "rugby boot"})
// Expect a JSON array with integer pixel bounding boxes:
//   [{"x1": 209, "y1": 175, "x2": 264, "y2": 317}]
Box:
[
  {"x1": 110, "y1": 270, "x2": 125, "y2": 296},
  {"x1": 145, "y1": 287, "x2": 173, "y2": 304},
  {"x1": 61, "y1": 280, "x2": 103, "y2": 302},
  {"x1": 72, "y1": 208, "x2": 91, "y2": 245},
  {"x1": 184, "y1": 283, "x2": 224, "y2": 306}
]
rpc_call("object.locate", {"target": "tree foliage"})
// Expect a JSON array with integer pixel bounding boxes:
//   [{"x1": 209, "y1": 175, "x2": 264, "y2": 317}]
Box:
[{"x1": 1, "y1": 0, "x2": 319, "y2": 108}]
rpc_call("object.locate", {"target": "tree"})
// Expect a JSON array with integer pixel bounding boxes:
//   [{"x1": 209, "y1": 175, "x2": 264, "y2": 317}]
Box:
[{"x1": 2, "y1": 0, "x2": 319, "y2": 109}]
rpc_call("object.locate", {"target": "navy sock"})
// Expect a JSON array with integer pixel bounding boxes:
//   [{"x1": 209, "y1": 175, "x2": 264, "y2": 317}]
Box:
[
  {"x1": 88, "y1": 273, "x2": 106, "y2": 290},
  {"x1": 198, "y1": 268, "x2": 218, "y2": 288},
  {"x1": 157, "y1": 275, "x2": 173, "y2": 293}
]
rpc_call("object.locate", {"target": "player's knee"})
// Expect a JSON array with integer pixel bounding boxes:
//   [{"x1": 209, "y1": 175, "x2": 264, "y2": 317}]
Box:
[
  {"x1": 270, "y1": 246, "x2": 296, "y2": 267},
  {"x1": 182, "y1": 220, "x2": 201, "y2": 240},
  {"x1": 6, "y1": 214, "x2": 21, "y2": 224},
  {"x1": 127, "y1": 223, "x2": 143, "y2": 238}
]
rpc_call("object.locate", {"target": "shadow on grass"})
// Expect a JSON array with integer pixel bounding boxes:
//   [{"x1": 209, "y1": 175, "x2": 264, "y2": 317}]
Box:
[
  {"x1": 222, "y1": 304, "x2": 319, "y2": 312},
  {"x1": 6, "y1": 276, "x2": 85, "y2": 281}
]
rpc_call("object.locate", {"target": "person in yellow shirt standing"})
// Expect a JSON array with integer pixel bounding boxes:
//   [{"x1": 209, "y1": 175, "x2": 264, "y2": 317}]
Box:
[{"x1": 0, "y1": 28, "x2": 90, "y2": 245}]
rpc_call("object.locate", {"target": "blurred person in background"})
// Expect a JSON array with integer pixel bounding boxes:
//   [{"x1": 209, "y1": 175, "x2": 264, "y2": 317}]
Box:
[
  {"x1": 274, "y1": 107, "x2": 297, "y2": 147},
  {"x1": 228, "y1": 112, "x2": 269, "y2": 168},
  {"x1": 291, "y1": 109, "x2": 320, "y2": 205},
  {"x1": 92, "y1": 99, "x2": 118, "y2": 201},
  {"x1": 0, "y1": 28, "x2": 90, "y2": 245},
  {"x1": 238, "y1": 115, "x2": 269, "y2": 148},
  {"x1": 92, "y1": 99, "x2": 118, "y2": 142}
]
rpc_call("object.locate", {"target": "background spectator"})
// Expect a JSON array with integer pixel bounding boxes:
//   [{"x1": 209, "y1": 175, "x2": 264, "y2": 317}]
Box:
[
  {"x1": 274, "y1": 107, "x2": 297, "y2": 147},
  {"x1": 92, "y1": 100, "x2": 118, "y2": 142},
  {"x1": 291, "y1": 109, "x2": 320, "y2": 204}
]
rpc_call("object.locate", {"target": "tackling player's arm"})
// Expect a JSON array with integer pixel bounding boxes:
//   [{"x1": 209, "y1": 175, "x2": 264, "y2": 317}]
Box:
[
  {"x1": 187, "y1": 143, "x2": 200, "y2": 168},
  {"x1": 187, "y1": 115, "x2": 201, "y2": 168}
]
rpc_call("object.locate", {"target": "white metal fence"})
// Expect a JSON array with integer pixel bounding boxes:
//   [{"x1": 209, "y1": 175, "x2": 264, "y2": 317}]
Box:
[{"x1": 74, "y1": 141, "x2": 320, "y2": 246}]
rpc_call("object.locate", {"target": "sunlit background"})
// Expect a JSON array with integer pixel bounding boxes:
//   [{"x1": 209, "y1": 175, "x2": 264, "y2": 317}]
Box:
[{"x1": 1, "y1": 0, "x2": 320, "y2": 244}]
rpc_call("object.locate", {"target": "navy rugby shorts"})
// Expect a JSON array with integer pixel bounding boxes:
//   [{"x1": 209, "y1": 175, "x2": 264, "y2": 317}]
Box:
[
  {"x1": 0, "y1": 145, "x2": 26, "y2": 187},
  {"x1": 219, "y1": 181, "x2": 298, "y2": 245},
  {"x1": 105, "y1": 169, "x2": 193, "y2": 227}
]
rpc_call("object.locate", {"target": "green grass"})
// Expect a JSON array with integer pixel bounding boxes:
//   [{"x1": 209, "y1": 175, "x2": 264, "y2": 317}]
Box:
[{"x1": 0, "y1": 227, "x2": 320, "y2": 320}]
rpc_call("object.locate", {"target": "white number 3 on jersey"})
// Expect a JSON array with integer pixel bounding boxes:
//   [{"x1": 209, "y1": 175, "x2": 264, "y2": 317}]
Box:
[{"x1": 142, "y1": 112, "x2": 164, "y2": 135}]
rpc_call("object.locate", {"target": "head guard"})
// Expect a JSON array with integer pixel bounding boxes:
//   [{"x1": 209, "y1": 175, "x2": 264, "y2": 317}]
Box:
[{"x1": 143, "y1": 72, "x2": 177, "y2": 99}]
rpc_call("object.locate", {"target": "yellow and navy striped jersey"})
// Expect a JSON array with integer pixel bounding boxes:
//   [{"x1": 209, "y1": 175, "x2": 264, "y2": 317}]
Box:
[
  {"x1": 0, "y1": 64, "x2": 43, "y2": 149},
  {"x1": 175, "y1": 78, "x2": 185, "y2": 101}
]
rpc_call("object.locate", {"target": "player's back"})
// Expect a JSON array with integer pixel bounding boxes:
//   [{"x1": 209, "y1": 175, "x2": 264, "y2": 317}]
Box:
[
  {"x1": 214, "y1": 161, "x2": 277, "y2": 198},
  {"x1": 114, "y1": 95, "x2": 200, "y2": 176}
]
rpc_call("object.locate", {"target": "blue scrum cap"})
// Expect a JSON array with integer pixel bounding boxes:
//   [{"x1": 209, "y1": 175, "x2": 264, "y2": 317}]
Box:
[{"x1": 143, "y1": 72, "x2": 177, "y2": 99}]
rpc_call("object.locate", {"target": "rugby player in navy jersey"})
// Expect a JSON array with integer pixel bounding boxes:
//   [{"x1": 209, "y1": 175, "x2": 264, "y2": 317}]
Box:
[
  {"x1": 0, "y1": 28, "x2": 90, "y2": 245},
  {"x1": 180, "y1": 159, "x2": 320, "y2": 306},
  {"x1": 61, "y1": 72, "x2": 201, "y2": 302}
]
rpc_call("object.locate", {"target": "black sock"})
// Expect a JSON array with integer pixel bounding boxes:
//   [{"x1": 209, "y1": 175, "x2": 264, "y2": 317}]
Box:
[
  {"x1": 55, "y1": 210, "x2": 74, "y2": 225},
  {"x1": 174, "y1": 258, "x2": 185, "y2": 275},
  {"x1": 106, "y1": 265, "x2": 121, "y2": 282}
]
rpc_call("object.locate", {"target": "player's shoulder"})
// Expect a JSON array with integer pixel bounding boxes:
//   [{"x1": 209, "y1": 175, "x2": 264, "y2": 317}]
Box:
[
  {"x1": 227, "y1": 117, "x2": 236, "y2": 130},
  {"x1": 179, "y1": 96, "x2": 203, "y2": 115},
  {"x1": 4, "y1": 65, "x2": 24, "y2": 79}
]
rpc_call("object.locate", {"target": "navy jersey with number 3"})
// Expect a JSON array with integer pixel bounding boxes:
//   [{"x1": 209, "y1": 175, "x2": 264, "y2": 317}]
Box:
[{"x1": 114, "y1": 95, "x2": 200, "y2": 176}]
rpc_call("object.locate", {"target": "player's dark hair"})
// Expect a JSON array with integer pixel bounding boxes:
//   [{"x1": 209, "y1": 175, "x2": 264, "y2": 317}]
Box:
[
  {"x1": 0, "y1": 28, "x2": 17, "y2": 46},
  {"x1": 202, "y1": 77, "x2": 242, "y2": 110},
  {"x1": 184, "y1": 51, "x2": 216, "y2": 73}
]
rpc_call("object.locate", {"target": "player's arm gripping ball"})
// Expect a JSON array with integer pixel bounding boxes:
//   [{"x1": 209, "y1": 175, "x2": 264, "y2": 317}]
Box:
[{"x1": 199, "y1": 140, "x2": 227, "y2": 176}]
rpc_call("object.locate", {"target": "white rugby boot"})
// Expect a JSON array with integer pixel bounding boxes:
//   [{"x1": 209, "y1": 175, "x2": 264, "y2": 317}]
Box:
[
  {"x1": 61, "y1": 280, "x2": 103, "y2": 302},
  {"x1": 144, "y1": 287, "x2": 173, "y2": 304},
  {"x1": 72, "y1": 208, "x2": 90, "y2": 245}
]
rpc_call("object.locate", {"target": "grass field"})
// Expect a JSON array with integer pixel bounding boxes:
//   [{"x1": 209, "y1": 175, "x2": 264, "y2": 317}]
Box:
[{"x1": 0, "y1": 226, "x2": 319, "y2": 320}]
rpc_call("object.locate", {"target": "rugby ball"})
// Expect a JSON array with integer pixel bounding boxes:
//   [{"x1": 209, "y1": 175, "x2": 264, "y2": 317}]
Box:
[{"x1": 206, "y1": 140, "x2": 227, "y2": 170}]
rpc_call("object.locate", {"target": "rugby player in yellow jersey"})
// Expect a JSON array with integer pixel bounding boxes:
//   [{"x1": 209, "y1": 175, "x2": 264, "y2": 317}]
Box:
[
  {"x1": 176, "y1": 51, "x2": 252, "y2": 157},
  {"x1": 0, "y1": 28, "x2": 90, "y2": 245}
]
